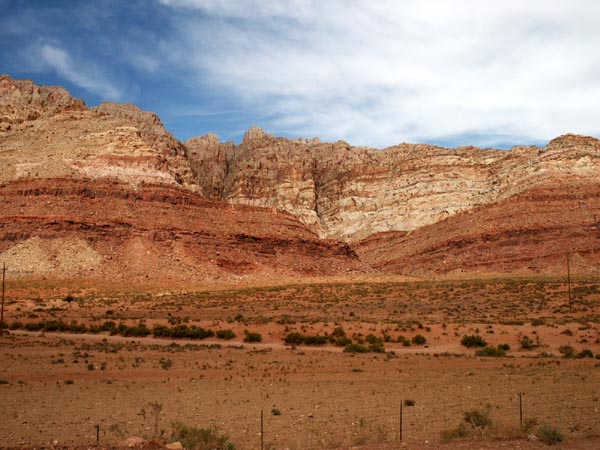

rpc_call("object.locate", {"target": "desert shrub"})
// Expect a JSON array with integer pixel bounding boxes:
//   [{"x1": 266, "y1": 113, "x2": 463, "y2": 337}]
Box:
[
  {"x1": 498, "y1": 343, "x2": 510, "y2": 351},
  {"x1": 397, "y1": 335, "x2": 410, "y2": 346},
  {"x1": 576, "y1": 349, "x2": 594, "y2": 359},
  {"x1": 365, "y1": 334, "x2": 382, "y2": 345},
  {"x1": 216, "y1": 329, "x2": 235, "y2": 340},
  {"x1": 243, "y1": 331, "x2": 262, "y2": 343},
  {"x1": 122, "y1": 323, "x2": 151, "y2": 337},
  {"x1": 344, "y1": 343, "x2": 369, "y2": 353},
  {"x1": 461, "y1": 335, "x2": 487, "y2": 348},
  {"x1": 520, "y1": 336, "x2": 535, "y2": 350},
  {"x1": 441, "y1": 422, "x2": 469, "y2": 442},
  {"x1": 559, "y1": 345, "x2": 576, "y2": 358},
  {"x1": 411, "y1": 334, "x2": 427, "y2": 345},
  {"x1": 368, "y1": 342, "x2": 386, "y2": 353},
  {"x1": 537, "y1": 423, "x2": 563, "y2": 445},
  {"x1": 171, "y1": 422, "x2": 236, "y2": 450},
  {"x1": 159, "y1": 358, "x2": 173, "y2": 370},
  {"x1": 283, "y1": 332, "x2": 304, "y2": 345},
  {"x1": 152, "y1": 324, "x2": 213, "y2": 340},
  {"x1": 271, "y1": 408, "x2": 281, "y2": 416},
  {"x1": 283, "y1": 332, "x2": 327, "y2": 346},
  {"x1": 475, "y1": 346, "x2": 506, "y2": 357},
  {"x1": 330, "y1": 326, "x2": 352, "y2": 346},
  {"x1": 463, "y1": 409, "x2": 492, "y2": 429},
  {"x1": 522, "y1": 417, "x2": 538, "y2": 432},
  {"x1": 404, "y1": 399, "x2": 416, "y2": 407}
]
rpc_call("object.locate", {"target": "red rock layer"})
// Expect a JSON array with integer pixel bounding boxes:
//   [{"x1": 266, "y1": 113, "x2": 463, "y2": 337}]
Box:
[
  {"x1": 0, "y1": 178, "x2": 365, "y2": 283},
  {"x1": 356, "y1": 180, "x2": 600, "y2": 276}
]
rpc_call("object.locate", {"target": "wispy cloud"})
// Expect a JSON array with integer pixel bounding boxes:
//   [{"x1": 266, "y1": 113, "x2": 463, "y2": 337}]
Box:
[
  {"x1": 159, "y1": 0, "x2": 600, "y2": 147},
  {"x1": 37, "y1": 43, "x2": 122, "y2": 100}
]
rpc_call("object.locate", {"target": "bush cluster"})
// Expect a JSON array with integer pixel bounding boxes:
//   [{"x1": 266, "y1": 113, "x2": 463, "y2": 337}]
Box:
[
  {"x1": 11, "y1": 320, "x2": 238, "y2": 342},
  {"x1": 461, "y1": 335, "x2": 487, "y2": 348},
  {"x1": 171, "y1": 422, "x2": 236, "y2": 450},
  {"x1": 475, "y1": 346, "x2": 506, "y2": 357},
  {"x1": 283, "y1": 332, "x2": 327, "y2": 346}
]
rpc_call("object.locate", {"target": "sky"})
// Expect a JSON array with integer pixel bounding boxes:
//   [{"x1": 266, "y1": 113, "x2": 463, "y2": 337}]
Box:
[{"x1": 1, "y1": 0, "x2": 599, "y2": 149}]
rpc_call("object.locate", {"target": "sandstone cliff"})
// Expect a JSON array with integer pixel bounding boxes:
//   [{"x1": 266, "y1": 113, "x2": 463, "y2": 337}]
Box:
[
  {"x1": 0, "y1": 76, "x2": 365, "y2": 283},
  {"x1": 185, "y1": 126, "x2": 600, "y2": 243},
  {"x1": 0, "y1": 75, "x2": 196, "y2": 189},
  {"x1": 2, "y1": 75, "x2": 600, "y2": 280}
]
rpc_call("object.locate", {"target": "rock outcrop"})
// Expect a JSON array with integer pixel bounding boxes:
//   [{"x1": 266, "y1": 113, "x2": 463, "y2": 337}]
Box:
[
  {"x1": 0, "y1": 76, "x2": 366, "y2": 283},
  {"x1": 185, "y1": 127, "x2": 600, "y2": 243}
]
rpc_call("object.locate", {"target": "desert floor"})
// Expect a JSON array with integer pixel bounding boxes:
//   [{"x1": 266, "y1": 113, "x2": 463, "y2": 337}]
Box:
[{"x1": 0, "y1": 275, "x2": 599, "y2": 449}]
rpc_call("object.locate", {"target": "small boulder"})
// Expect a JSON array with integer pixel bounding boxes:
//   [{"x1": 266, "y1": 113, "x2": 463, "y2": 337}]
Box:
[{"x1": 121, "y1": 436, "x2": 147, "y2": 448}]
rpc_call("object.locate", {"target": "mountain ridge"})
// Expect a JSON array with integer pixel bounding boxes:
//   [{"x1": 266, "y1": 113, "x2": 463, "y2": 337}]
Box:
[{"x1": 2, "y1": 74, "x2": 599, "y2": 280}]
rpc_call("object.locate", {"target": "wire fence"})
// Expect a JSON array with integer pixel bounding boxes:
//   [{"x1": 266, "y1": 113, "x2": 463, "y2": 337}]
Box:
[{"x1": 78, "y1": 385, "x2": 598, "y2": 449}]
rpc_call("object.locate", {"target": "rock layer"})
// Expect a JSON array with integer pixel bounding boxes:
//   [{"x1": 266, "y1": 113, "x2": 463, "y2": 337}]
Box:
[
  {"x1": 2, "y1": 75, "x2": 600, "y2": 279},
  {"x1": 186, "y1": 128, "x2": 600, "y2": 242},
  {"x1": 0, "y1": 179, "x2": 364, "y2": 282}
]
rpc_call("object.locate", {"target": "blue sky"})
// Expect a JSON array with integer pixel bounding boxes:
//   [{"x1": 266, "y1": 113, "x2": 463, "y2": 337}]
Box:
[{"x1": 1, "y1": 0, "x2": 599, "y2": 149}]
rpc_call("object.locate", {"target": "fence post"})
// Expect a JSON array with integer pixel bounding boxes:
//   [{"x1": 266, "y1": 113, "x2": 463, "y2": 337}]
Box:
[
  {"x1": 95, "y1": 424, "x2": 100, "y2": 446},
  {"x1": 518, "y1": 392, "x2": 523, "y2": 428},
  {"x1": 399, "y1": 400, "x2": 403, "y2": 442},
  {"x1": 260, "y1": 409, "x2": 264, "y2": 450}
]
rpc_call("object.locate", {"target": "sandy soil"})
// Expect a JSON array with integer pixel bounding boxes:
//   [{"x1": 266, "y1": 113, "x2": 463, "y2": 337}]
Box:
[{"x1": 0, "y1": 276, "x2": 599, "y2": 450}]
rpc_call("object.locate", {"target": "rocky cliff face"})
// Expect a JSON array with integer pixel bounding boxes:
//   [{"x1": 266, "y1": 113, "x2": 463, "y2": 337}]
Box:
[
  {"x1": 2, "y1": 75, "x2": 600, "y2": 280},
  {"x1": 185, "y1": 126, "x2": 600, "y2": 242},
  {"x1": 0, "y1": 75, "x2": 197, "y2": 189},
  {"x1": 0, "y1": 76, "x2": 365, "y2": 283}
]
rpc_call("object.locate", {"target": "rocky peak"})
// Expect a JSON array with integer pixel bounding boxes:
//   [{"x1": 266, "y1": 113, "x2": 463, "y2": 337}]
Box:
[
  {"x1": 547, "y1": 133, "x2": 600, "y2": 151},
  {"x1": 93, "y1": 101, "x2": 197, "y2": 186},
  {"x1": 241, "y1": 125, "x2": 274, "y2": 148},
  {"x1": 184, "y1": 133, "x2": 234, "y2": 198},
  {"x1": 0, "y1": 74, "x2": 85, "y2": 126}
]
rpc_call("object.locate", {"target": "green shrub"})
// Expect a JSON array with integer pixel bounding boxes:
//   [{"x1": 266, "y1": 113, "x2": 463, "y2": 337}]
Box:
[
  {"x1": 171, "y1": 422, "x2": 236, "y2": 450},
  {"x1": 152, "y1": 324, "x2": 214, "y2": 340},
  {"x1": 283, "y1": 332, "x2": 327, "y2": 346},
  {"x1": 498, "y1": 343, "x2": 510, "y2": 351},
  {"x1": 343, "y1": 343, "x2": 369, "y2": 353},
  {"x1": 576, "y1": 349, "x2": 594, "y2": 359},
  {"x1": 520, "y1": 336, "x2": 535, "y2": 350},
  {"x1": 216, "y1": 329, "x2": 236, "y2": 340},
  {"x1": 397, "y1": 335, "x2": 410, "y2": 346},
  {"x1": 159, "y1": 358, "x2": 173, "y2": 370},
  {"x1": 411, "y1": 334, "x2": 427, "y2": 345},
  {"x1": 461, "y1": 335, "x2": 487, "y2": 348},
  {"x1": 330, "y1": 326, "x2": 352, "y2": 346},
  {"x1": 243, "y1": 331, "x2": 262, "y2": 343},
  {"x1": 559, "y1": 345, "x2": 576, "y2": 358},
  {"x1": 475, "y1": 346, "x2": 506, "y2": 357},
  {"x1": 365, "y1": 334, "x2": 383, "y2": 345},
  {"x1": 368, "y1": 342, "x2": 385, "y2": 353},
  {"x1": 463, "y1": 409, "x2": 492, "y2": 428},
  {"x1": 537, "y1": 423, "x2": 563, "y2": 445}
]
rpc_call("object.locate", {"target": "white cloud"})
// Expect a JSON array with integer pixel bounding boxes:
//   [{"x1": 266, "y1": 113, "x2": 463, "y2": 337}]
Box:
[
  {"x1": 160, "y1": 0, "x2": 600, "y2": 147},
  {"x1": 37, "y1": 44, "x2": 122, "y2": 100}
]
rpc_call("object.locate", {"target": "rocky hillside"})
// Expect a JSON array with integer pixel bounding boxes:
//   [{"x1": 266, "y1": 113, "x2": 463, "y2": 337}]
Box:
[
  {"x1": 0, "y1": 75, "x2": 365, "y2": 283},
  {"x1": 186, "y1": 128, "x2": 600, "y2": 243},
  {"x1": 2, "y1": 75, "x2": 599, "y2": 280}
]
